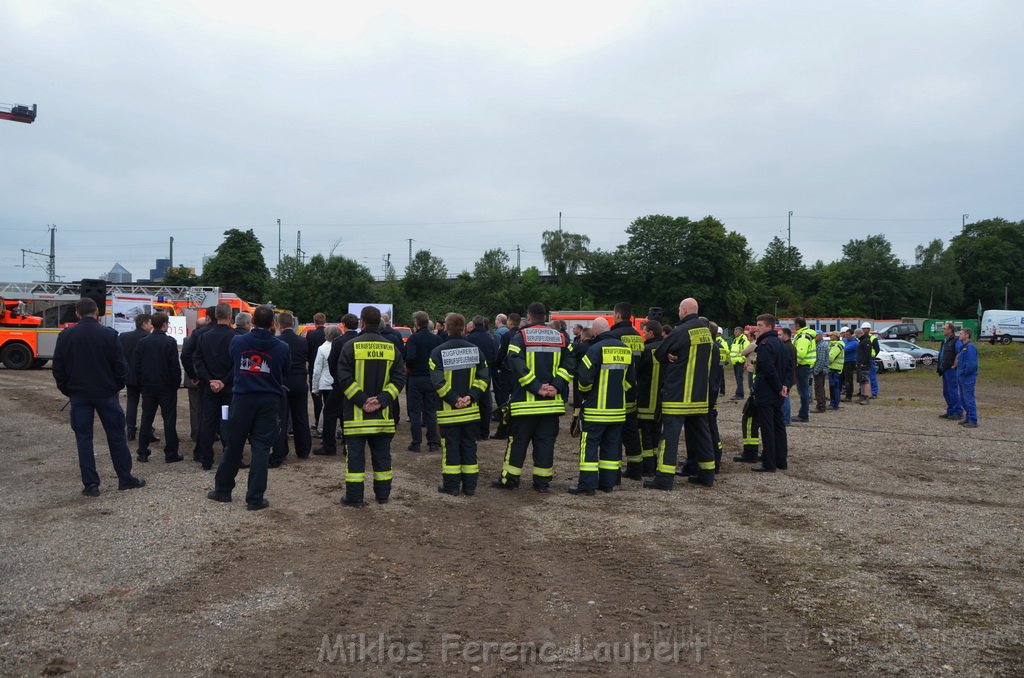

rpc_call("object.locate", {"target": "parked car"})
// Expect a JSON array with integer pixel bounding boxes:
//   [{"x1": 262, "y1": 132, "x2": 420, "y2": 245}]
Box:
[
  {"x1": 877, "y1": 339, "x2": 937, "y2": 366},
  {"x1": 878, "y1": 322, "x2": 919, "y2": 341},
  {"x1": 875, "y1": 350, "x2": 916, "y2": 373}
]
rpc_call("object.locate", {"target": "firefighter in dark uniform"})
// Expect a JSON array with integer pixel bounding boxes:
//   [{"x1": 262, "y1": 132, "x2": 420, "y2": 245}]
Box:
[
  {"x1": 569, "y1": 318, "x2": 635, "y2": 495},
  {"x1": 337, "y1": 305, "x2": 407, "y2": 507},
  {"x1": 707, "y1": 320, "x2": 726, "y2": 472},
  {"x1": 734, "y1": 389, "x2": 761, "y2": 464},
  {"x1": 608, "y1": 302, "x2": 645, "y2": 481},
  {"x1": 429, "y1": 313, "x2": 490, "y2": 496},
  {"x1": 646, "y1": 298, "x2": 715, "y2": 489},
  {"x1": 492, "y1": 302, "x2": 574, "y2": 492},
  {"x1": 636, "y1": 319, "x2": 664, "y2": 476}
]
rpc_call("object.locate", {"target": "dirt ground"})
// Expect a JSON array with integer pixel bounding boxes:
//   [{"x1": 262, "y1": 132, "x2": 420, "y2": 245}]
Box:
[{"x1": 0, "y1": 366, "x2": 1022, "y2": 677}]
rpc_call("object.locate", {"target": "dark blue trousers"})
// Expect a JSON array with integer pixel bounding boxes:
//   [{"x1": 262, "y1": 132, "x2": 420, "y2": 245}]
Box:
[
  {"x1": 407, "y1": 374, "x2": 439, "y2": 446},
  {"x1": 733, "y1": 363, "x2": 745, "y2": 398},
  {"x1": 214, "y1": 394, "x2": 279, "y2": 505},
  {"x1": 796, "y1": 365, "x2": 812, "y2": 419},
  {"x1": 942, "y1": 370, "x2": 962, "y2": 417},
  {"x1": 829, "y1": 370, "x2": 842, "y2": 408},
  {"x1": 69, "y1": 394, "x2": 134, "y2": 488}
]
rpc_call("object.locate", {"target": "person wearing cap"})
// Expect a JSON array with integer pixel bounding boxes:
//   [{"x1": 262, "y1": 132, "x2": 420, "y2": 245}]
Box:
[
  {"x1": 827, "y1": 331, "x2": 844, "y2": 409},
  {"x1": 811, "y1": 331, "x2": 830, "y2": 413},
  {"x1": 729, "y1": 326, "x2": 749, "y2": 400}
]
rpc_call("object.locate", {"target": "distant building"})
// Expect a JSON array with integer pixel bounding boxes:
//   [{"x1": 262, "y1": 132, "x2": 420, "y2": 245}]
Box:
[
  {"x1": 102, "y1": 262, "x2": 132, "y2": 283},
  {"x1": 150, "y1": 258, "x2": 170, "y2": 282}
]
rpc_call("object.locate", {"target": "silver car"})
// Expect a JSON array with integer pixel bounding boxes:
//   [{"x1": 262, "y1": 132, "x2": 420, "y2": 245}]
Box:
[{"x1": 877, "y1": 339, "x2": 938, "y2": 367}]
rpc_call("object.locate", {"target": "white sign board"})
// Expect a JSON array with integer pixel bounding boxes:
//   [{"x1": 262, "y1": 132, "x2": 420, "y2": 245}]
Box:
[
  {"x1": 111, "y1": 294, "x2": 154, "y2": 334},
  {"x1": 167, "y1": 316, "x2": 187, "y2": 346},
  {"x1": 348, "y1": 303, "x2": 394, "y2": 324}
]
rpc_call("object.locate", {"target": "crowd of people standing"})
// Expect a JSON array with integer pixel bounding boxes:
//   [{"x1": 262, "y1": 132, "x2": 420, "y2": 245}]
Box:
[{"x1": 50, "y1": 298, "x2": 982, "y2": 507}]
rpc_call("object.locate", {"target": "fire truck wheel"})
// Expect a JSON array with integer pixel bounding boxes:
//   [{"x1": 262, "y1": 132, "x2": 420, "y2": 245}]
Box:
[{"x1": 1, "y1": 343, "x2": 33, "y2": 370}]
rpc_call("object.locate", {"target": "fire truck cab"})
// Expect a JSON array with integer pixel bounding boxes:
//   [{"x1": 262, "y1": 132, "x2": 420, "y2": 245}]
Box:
[{"x1": 0, "y1": 298, "x2": 56, "y2": 369}]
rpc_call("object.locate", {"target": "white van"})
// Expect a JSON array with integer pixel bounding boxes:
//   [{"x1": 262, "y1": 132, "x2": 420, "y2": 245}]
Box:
[{"x1": 980, "y1": 310, "x2": 1024, "y2": 344}]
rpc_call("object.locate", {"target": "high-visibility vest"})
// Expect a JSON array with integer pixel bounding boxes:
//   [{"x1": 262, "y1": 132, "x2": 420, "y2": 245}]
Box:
[
  {"x1": 794, "y1": 327, "x2": 817, "y2": 366},
  {"x1": 716, "y1": 336, "x2": 729, "y2": 365},
  {"x1": 729, "y1": 334, "x2": 748, "y2": 364},
  {"x1": 828, "y1": 340, "x2": 844, "y2": 371}
]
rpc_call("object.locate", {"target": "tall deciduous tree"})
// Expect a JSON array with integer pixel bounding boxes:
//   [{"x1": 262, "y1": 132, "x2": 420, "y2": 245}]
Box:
[
  {"x1": 908, "y1": 239, "x2": 963, "y2": 317},
  {"x1": 471, "y1": 248, "x2": 519, "y2": 317},
  {"x1": 267, "y1": 254, "x2": 374, "y2": 321},
  {"x1": 202, "y1": 228, "x2": 270, "y2": 301},
  {"x1": 833, "y1": 235, "x2": 906, "y2": 318},
  {"x1": 541, "y1": 230, "x2": 591, "y2": 278},
  {"x1": 948, "y1": 218, "x2": 1023, "y2": 314},
  {"x1": 403, "y1": 250, "x2": 448, "y2": 303},
  {"x1": 162, "y1": 266, "x2": 199, "y2": 286}
]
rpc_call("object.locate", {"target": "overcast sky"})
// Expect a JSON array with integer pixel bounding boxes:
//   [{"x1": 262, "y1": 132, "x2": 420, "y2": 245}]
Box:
[{"x1": 2, "y1": 0, "x2": 1021, "y2": 285}]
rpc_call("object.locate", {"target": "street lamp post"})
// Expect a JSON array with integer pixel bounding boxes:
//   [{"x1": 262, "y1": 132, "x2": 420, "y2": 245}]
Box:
[{"x1": 962, "y1": 213, "x2": 969, "y2": 229}]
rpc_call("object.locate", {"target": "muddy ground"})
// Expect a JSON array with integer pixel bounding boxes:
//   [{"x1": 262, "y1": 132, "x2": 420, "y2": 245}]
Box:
[{"x1": 0, "y1": 366, "x2": 1021, "y2": 677}]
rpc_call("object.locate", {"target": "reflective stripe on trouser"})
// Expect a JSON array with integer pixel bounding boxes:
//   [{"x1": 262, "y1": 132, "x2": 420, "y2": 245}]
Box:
[
  {"x1": 655, "y1": 414, "x2": 715, "y2": 488},
  {"x1": 708, "y1": 390, "x2": 721, "y2": 469},
  {"x1": 577, "y1": 420, "x2": 624, "y2": 491},
  {"x1": 621, "y1": 410, "x2": 642, "y2": 477},
  {"x1": 441, "y1": 421, "x2": 479, "y2": 493},
  {"x1": 344, "y1": 435, "x2": 393, "y2": 503},
  {"x1": 498, "y1": 415, "x2": 559, "y2": 488},
  {"x1": 739, "y1": 396, "x2": 760, "y2": 460},
  {"x1": 638, "y1": 418, "x2": 662, "y2": 476}
]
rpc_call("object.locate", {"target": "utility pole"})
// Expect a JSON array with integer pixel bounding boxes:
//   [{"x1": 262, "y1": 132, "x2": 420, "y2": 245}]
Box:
[
  {"x1": 48, "y1": 224, "x2": 56, "y2": 282},
  {"x1": 408, "y1": 238, "x2": 413, "y2": 269},
  {"x1": 515, "y1": 244, "x2": 521, "y2": 273},
  {"x1": 558, "y1": 211, "x2": 562, "y2": 232},
  {"x1": 787, "y1": 210, "x2": 794, "y2": 275},
  {"x1": 296, "y1": 231, "x2": 304, "y2": 264},
  {"x1": 277, "y1": 218, "x2": 282, "y2": 267},
  {"x1": 21, "y1": 224, "x2": 57, "y2": 282},
  {"x1": 962, "y1": 213, "x2": 969, "y2": 229},
  {"x1": 384, "y1": 253, "x2": 392, "y2": 279},
  {"x1": 169, "y1": 236, "x2": 174, "y2": 269}
]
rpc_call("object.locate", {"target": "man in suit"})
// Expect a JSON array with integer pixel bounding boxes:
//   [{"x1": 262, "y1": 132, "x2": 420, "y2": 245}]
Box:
[
  {"x1": 181, "y1": 306, "x2": 216, "y2": 456},
  {"x1": 134, "y1": 312, "x2": 183, "y2": 463},
  {"x1": 119, "y1": 312, "x2": 153, "y2": 442},
  {"x1": 194, "y1": 303, "x2": 236, "y2": 470},
  {"x1": 271, "y1": 312, "x2": 312, "y2": 465},
  {"x1": 52, "y1": 298, "x2": 145, "y2": 496}
]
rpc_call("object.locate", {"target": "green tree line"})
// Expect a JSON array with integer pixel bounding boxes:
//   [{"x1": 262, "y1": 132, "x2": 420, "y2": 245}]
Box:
[{"x1": 165, "y1": 218, "x2": 1023, "y2": 327}]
